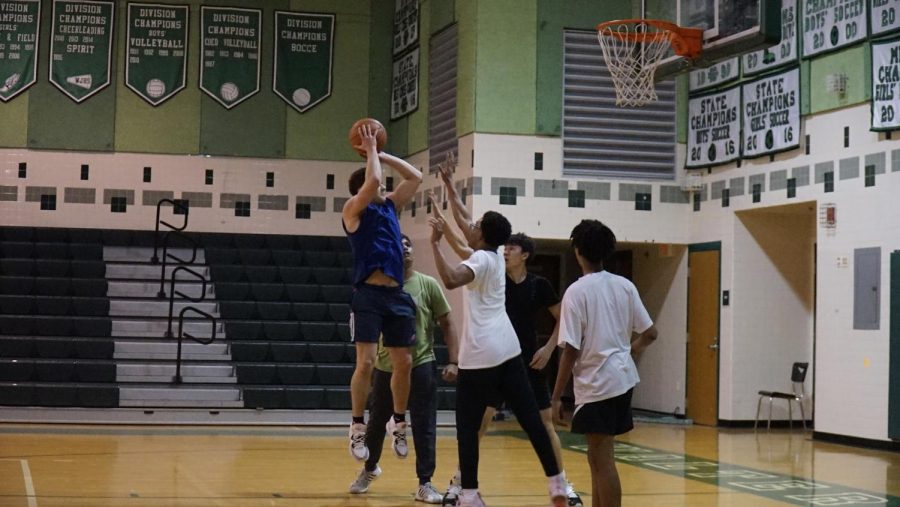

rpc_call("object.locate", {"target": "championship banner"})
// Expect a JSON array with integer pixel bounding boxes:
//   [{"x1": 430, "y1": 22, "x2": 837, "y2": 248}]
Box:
[
  {"x1": 686, "y1": 86, "x2": 741, "y2": 168},
  {"x1": 741, "y1": 67, "x2": 800, "y2": 158},
  {"x1": 126, "y1": 3, "x2": 188, "y2": 106},
  {"x1": 200, "y1": 6, "x2": 260, "y2": 109},
  {"x1": 872, "y1": 0, "x2": 900, "y2": 36},
  {"x1": 392, "y1": 0, "x2": 417, "y2": 56},
  {"x1": 802, "y1": 0, "x2": 866, "y2": 58},
  {"x1": 273, "y1": 11, "x2": 333, "y2": 113},
  {"x1": 689, "y1": 57, "x2": 739, "y2": 93},
  {"x1": 49, "y1": 0, "x2": 114, "y2": 102},
  {"x1": 871, "y1": 38, "x2": 900, "y2": 130},
  {"x1": 0, "y1": 0, "x2": 40, "y2": 102},
  {"x1": 743, "y1": 0, "x2": 797, "y2": 75},
  {"x1": 391, "y1": 46, "x2": 418, "y2": 120}
]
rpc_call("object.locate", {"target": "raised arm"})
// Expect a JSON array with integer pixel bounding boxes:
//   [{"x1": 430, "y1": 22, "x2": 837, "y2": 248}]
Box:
[
  {"x1": 429, "y1": 218, "x2": 475, "y2": 290},
  {"x1": 428, "y1": 190, "x2": 472, "y2": 260},
  {"x1": 436, "y1": 153, "x2": 474, "y2": 233},
  {"x1": 382, "y1": 152, "x2": 423, "y2": 210},
  {"x1": 342, "y1": 125, "x2": 382, "y2": 229}
]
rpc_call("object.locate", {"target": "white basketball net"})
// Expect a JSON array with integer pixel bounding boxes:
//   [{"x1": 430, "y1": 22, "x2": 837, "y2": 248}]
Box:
[{"x1": 596, "y1": 22, "x2": 673, "y2": 107}]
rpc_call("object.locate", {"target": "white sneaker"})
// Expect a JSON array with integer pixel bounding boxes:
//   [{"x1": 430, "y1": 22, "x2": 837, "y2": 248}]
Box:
[
  {"x1": 548, "y1": 473, "x2": 567, "y2": 507},
  {"x1": 458, "y1": 489, "x2": 486, "y2": 507},
  {"x1": 416, "y1": 482, "x2": 444, "y2": 504},
  {"x1": 386, "y1": 417, "x2": 408, "y2": 458},
  {"x1": 349, "y1": 422, "x2": 369, "y2": 461},
  {"x1": 565, "y1": 481, "x2": 583, "y2": 506},
  {"x1": 443, "y1": 470, "x2": 462, "y2": 505},
  {"x1": 348, "y1": 465, "x2": 381, "y2": 494}
]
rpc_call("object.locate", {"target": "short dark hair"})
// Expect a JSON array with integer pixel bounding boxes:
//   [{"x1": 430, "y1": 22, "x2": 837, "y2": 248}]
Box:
[
  {"x1": 506, "y1": 233, "x2": 535, "y2": 261},
  {"x1": 348, "y1": 167, "x2": 366, "y2": 196},
  {"x1": 400, "y1": 233, "x2": 411, "y2": 244},
  {"x1": 569, "y1": 219, "x2": 616, "y2": 266},
  {"x1": 480, "y1": 211, "x2": 512, "y2": 249}
]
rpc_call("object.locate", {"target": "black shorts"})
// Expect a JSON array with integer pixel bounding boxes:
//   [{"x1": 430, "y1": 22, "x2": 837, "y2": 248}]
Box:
[
  {"x1": 488, "y1": 364, "x2": 551, "y2": 411},
  {"x1": 349, "y1": 284, "x2": 416, "y2": 347},
  {"x1": 571, "y1": 389, "x2": 634, "y2": 436}
]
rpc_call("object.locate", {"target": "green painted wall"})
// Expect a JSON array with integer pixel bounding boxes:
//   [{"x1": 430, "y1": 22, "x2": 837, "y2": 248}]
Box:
[
  {"x1": 535, "y1": 0, "x2": 631, "y2": 136},
  {"x1": 473, "y1": 0, "x2": 536, "y2": 134},
  {"x1": 0, "y1": 94, "x2": 28, "y2": 147},
  {"x1": 808, "y1": 44, "x2": 871, "y2": 115}
]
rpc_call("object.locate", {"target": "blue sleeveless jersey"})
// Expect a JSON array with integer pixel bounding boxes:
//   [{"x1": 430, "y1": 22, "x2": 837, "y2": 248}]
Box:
[{"x1": 344, "y1": 198, "x2": 405, "y2": 286}]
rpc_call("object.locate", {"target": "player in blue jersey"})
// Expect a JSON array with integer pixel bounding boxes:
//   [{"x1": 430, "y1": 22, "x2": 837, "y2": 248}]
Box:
[{"x1": 342, "y1": 124, "x2": 423, "y2": 462}]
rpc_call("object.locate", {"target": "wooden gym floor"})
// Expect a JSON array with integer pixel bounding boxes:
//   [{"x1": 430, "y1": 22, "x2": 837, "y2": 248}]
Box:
[{"x1": 0, "y1": 421, "x2": 898, "y2": 506}]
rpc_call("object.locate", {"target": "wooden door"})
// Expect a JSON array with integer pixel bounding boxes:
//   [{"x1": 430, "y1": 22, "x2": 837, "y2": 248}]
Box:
[{"x1": 687, "y1": 247, "x2": 720, "y2": 426}]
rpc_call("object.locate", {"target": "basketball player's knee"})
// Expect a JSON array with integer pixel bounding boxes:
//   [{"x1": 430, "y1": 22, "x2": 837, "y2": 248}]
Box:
[
  {"x1": 355, "y1": 354, "x2": 375, "y2": 373},
  {"x1": 391, "y1": 351, "x2": 412, "y2": 371}
]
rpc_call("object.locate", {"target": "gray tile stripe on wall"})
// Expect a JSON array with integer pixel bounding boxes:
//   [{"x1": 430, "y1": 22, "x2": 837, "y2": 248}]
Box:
[
  {"x1": 25, "y1": 186, "x2": 56, "y2": 202},
  {"x1": 467, "y1": 176, "x2": 482, "y2": 195},
  {"x1": 181, "y1": 192, "x2": 213, "y2": 208},
  {"x1": 729, "y1": 177, "x2": 745, "y2": 196},
  {"x1": 333, "y1": 197, "x2": 349, "y2": 213},
  {"x1": 791, "y1": 166, "x2": 810, "y2": 186},
  {"x1": 534, "y1": 179, "x2": 569, "y2": 198},
  {"x1": 0, "y1": 185, "x2": 18, "y2": 201},
  {"x1": 259, "y1": 195, "x2": 289, "y2": 211},
  {"x1": 295, "y1": 196, "x2": 325, "y2": 212},
  {"x1": 576, "y1": 181, "x2": 610, "y2": 200},
  {"x1": 839, "y1": 157, "x2": 859, "y2": 180},
  {"x1": 769, "y1": 169, "x2": 787, "y2": 191},
  {"x1": 220, "y1": 193, "x2": 251, "y2": 209},
  {"x1": 814, "y1": 161, "x2": 834, "y2": 183},
  {"x1": 892, "y1": 149, "x2": 900, "y2": 172},
  {"x1": 103, "y1": 189, "x2": 135, "y2": 205},
  {"x1": 748, "y1": 174, "x2": 766, "y2": 193},
  {"x1": 710, "y1": 180, "x2": 726, "y2": 200},
  {"x1": 864, "y1": 152, "x2": 886, "y2": 174},
  {"x1": 618, "y1": 183, "x2": 651, "y2": 202},
  {"x1": 660, "y1": 185, "x2": 689, "y2": 203},
  {"x1": 490, "y1": 177, "x2": 525, "y2": 196},
  {"x1": 64, "y1": 187, "x2": 96, "y2": 204},
  {"x1": 142, "y1": 190, "x2": 174, "y2": 206}
]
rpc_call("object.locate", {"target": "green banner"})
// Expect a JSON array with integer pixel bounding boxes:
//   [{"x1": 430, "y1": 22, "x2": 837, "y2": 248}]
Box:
[
  {"x1": 200, "y1": 6, "x2": 260, "y2": 109},
  {"x1": 0, "y1": 0, "x2": 40, "y2": 102},
  {"x1": 273, "y1": 11, "x2": 333, "y2": 113},
  {"x1": 49, "y1": 0, "x2": 114, "y2": 102},
  {"x1": 125, "y1": 3, "x2": 188, "y2": 106}
]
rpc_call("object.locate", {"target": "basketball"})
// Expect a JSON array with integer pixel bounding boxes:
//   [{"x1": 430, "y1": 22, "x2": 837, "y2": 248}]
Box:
[{"x1": 348, "y1": 118, "x2": 387, "y2": 157}]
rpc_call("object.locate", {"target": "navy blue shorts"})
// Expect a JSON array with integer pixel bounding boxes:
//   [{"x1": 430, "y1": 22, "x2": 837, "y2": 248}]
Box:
[
  {"x1": 571, "y1": 389, "x2": 634, "y2": 436},
  {"x1": 350, "y1": 284, "x2": 416, "y2": 347}
]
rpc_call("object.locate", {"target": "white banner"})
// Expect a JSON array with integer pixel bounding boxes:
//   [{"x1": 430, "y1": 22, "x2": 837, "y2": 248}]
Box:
[
  {"x1": 872, "y1": 0, "x2": 900, "y2": 36},
  {"x1": 689, "y1": 57, "x2": 739, "y2": 92},
  {"x1": 686, "y1": 86, "x2": 741, "y2": 168},
  {"x1": 391, "y1": 46, "x2": 418, "y2": 119},
  {"x1": 743, "y1": 0, "x2": 797, "y2": 75},
  {"x1": 871, "y1": 38, "x2": 900, "y2": 129},
  {"x1": 802, "y1": 0, "x2": 867, "y2": 57},
  {"x1": 392, "y1": 0, "x2": 417, "y2": 55},
  {"x1": 741, "y1": 67, "x2": 800, "y2": 157}
]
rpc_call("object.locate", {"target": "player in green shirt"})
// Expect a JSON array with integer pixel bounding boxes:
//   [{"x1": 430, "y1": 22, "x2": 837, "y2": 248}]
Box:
[{"x1": 349, "y1": 234, "x2": 460, "y2": 504}]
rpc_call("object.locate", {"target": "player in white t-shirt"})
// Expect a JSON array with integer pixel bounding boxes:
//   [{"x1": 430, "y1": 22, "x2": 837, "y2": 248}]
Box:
[
  {"x1": 551, "y1": 219, "x2": 658, "y2": 507},
  {"x1": 428, "y1": 160, "x2": 568, "y2": 507}
]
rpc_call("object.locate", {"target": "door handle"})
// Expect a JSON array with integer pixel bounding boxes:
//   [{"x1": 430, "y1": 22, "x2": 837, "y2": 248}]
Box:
[{"x1": 708, "y1": 340, "x2": 719, "y2": 350}]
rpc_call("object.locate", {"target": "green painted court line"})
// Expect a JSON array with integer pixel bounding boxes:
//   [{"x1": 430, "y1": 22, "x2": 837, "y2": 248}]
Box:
[{"x1": 502, "y1": 430, "x2": 900, "y2": 506}]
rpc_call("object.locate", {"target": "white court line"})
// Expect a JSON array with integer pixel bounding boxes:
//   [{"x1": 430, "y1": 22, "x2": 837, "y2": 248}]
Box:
[
  {"x1": 20, "y1": 459, "x2": 37, "y2": 507},
  {"x1": 1, "y1": 459, "x2": 37, "y2": 507}
]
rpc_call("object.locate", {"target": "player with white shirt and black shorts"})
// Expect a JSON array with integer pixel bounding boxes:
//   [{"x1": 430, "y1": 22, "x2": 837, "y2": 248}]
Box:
[
  {"x1": 428, "y1": 161, "x2": 568, "y2": 507},
  {"x1": 551, "y1": 219, "x2": 658, "y2": 507}
]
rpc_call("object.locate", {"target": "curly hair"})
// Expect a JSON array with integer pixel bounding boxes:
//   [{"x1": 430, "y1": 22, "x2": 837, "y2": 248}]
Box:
[
  {"x1": 480, "y1": 211, "x2": 512, "y2": 249},
  {"x1": 505, "y1": 233, "x2": 535, "y2": 262},
  {"x1": 570, "y1": 219, "x2": 616, "y2": 266}
]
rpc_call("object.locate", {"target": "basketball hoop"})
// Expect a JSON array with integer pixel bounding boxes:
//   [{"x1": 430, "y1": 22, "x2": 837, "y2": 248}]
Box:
[{"x1": 596, "y1": 19, "x2": 703, "y2": 107}]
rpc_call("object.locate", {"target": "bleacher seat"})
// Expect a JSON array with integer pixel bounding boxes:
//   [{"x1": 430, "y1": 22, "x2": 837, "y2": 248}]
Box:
[
  {"x1": 35, "y1": 360, "x2": 76, "y2": 382},
  {"x1": 312, "y1": 268, "x2": 347, "y2": 285},
  {"x1": 0, "y1": 383, "x2": 33, "y2": 405},
  {"x1": 206, "y1": 248, "x2": 239, "y2": 265},
  {"x1": 320, "y1": 285, "x2": 351, "y2": 303},
  {"x1": 304, "y1": 251, "x2": 335, "y2": 267},
  {"x1": 76, "y1": 361, "x2": 116, "y2": 382},
  {"x1": 301, "y1": 322, "x2": 335, "y2": 342},
  {"x1": 0, "y1": 337, "x2": 34, "y2": 357},
  {"x1": 324, "y1": 387, "x2": 351, "y2": 409},
  {"x1": 328, "y1": 304, "x2": 350, "y2": 322},
  {"x1": 278, "y1": 266, "x2": 311, "y2": 284},
  {"x1": 263, "y1": 322, "x2": 299, "y2": 341},
  {"x1": 231, "y1": 342, "x2": 270, "y2": 362},
  {"x1": 286, "y1": 284, "x2": 319, "y2": 302},
  {"x1": 316, "y1": 364, "x2": 353, "y2": 385},
  {"x1": 1, "y1": 242, "x2": 34, "y2": 258},
  {"x1": 244, "y1": 387, "x2": 284, "y2": 409},
  {"x1": 215, "y1": 282, "x2": 250, "y2": 300},
  {"x1": 70, "y1": 260, "x2": 105, "y2": 278},
  {"x1": 69, "y1": 243, "x2": 103, "y2": 260},
  {"x1": 34, "y1": 228, "x2": 68, "y2": 243},
  {"x1": 34, "y1": 243, "x2": 69, "y2": 260},
  {"x1": 0, "y1": 295, "x2": 33, "y2": 314},
  {"x1": 0, "y1": 360, "x2": 34, "y2": 381},
  {"x1": 251, "y1": 283, "x2": 285, "y2": 302},
  {"x1": 74, "y1": 339, "x2": 113, "y2": 359},
  {"x1": 239, "y1": 249, "x2": 272, "y2": 266},
  {"x1": 78, "y1": 385, "x2": 118, "y2": 407},
  {"x1": 277, "y1": 364, "x2": 315, "y2": 384},
  {"x1": 210, "y1": 265, "x2": 245, "y2": 282},
  {"x1": 1, "y1": 227, "x2": 34, "y2": 241},
  {"x1": 257, "y1": 302, "x2": 293, "y2": 320},
  {"x1": 225, "y1": 321, "x2": 263, "y2": 340},
  {"x1": 34, "y1": 297, "x2": 71, "y2": 316},
  {"x1": 284, "y1": 387, "x2": 325, "y2": 409},
  {"x1": 1, "y1": 259, "x2": 33, "y2": 276},
  {"x1": 34, "y1": 384, "x2": 78, "y2": 406},
  {"x1": 269, "y1": 343, "x2": 307, "y2": 362},
  {"x1": 245, "y1": 266, "x2": 279, "y2": 283},
  {"x1": 236, "y1": 364, "x2": 278, "y2": 384},
  {"x1": 34, "y1": 339, "x2": 74, "y2": 358},
  {"x1": 293, "y1": 302, "x2": 328, "y2": 321},
  {"x1": 264, "y1": 235, "x2": 296, "y2": 250},
  {"x1": 219, "y1": 301, "x2": 257, "y2": 319},
  {"x1": 272, "y1": 250, "x2": 305, "y2": 266},
  {"x1": 307, "y1": 343, "x2": 346, "y2": 363},
  {"x1": 0, "y1": 316, "x2": 34, "y2": 335}
]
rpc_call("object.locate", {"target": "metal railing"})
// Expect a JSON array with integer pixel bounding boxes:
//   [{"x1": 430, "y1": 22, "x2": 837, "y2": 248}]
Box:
[
  {"x1": 164, "y1": 266, "x2": 217, "y2": 384},
  {"x1": 152, "y1": 199, "x2": 189, "y2": 264},
  {"x1": 156, "y1": 230, "x2": 199, "y2": 299}
]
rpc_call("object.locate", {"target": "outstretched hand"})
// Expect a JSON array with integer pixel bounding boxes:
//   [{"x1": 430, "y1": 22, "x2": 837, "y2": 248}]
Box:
[
  {"x1": 353, "y1": 124, "x2": 378, "y2": 155},
  {"x1": 427, "y1": 190, "x2": 445, "y2": 219},
  {"x1": 428, "y1": 217, "x2": 445, "y2": 243},
  {"x1": 437, "y1": 151, "x2": 456, "y2": 187}
]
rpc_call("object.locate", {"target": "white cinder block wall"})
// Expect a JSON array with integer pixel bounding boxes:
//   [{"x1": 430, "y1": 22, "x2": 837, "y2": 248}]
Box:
[{"x1": 3, "y1": 103, "x2": 900, "y2": 442}]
